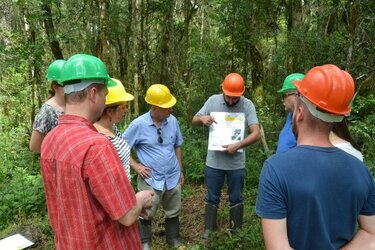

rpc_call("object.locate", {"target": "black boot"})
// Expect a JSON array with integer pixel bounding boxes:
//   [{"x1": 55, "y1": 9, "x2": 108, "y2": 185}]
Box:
[
  {"x1": 203, "y1": 203, "x2": 217, "y2": 239},
  {"x1": 138, "y1": 219, "x2": 152, "y2": 250},
  {"x1": 229, "y1": 203, "x2": 243, "y2": 235},
  {"x1": 165, "y1": 217, "x2": 181, "y2": 248}
]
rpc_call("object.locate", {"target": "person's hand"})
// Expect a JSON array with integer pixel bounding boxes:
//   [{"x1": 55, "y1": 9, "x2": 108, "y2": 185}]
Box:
[
  {"x1": 136, "y1": 190, "x2": 154, "y2": 209},
  {"x1": 139, "y1": 208, "x2": 150, "y2": 220},
  {"x1": 135, "y1": 164, "x2": 151, "y2": 179},
  {"x1": 200, "y1": 116, "x2": 217, "y2": 126},
  {"x1": 222, "y1": 141, "x2": 242, "y2": 154},
  {"x1": 179, "y1": 171, "x2": 185, "y2": 186}
]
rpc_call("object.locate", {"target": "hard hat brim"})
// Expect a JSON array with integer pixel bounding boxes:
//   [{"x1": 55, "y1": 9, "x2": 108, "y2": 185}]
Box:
[
  {"x1": 277, "y1": 88, "x2": 296, "y2": 94},
  {"x1": 124, "y1": 93, "x2": 134, "y2": 101}
]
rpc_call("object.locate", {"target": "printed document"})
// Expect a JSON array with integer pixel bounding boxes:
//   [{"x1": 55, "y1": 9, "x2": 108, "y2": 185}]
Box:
[{"x1": 208, "y1": 112, "x2": 245, "y2": 152}]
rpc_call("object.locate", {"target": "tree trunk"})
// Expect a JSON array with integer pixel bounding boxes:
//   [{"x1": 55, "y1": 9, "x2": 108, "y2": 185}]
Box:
[
  {"x1": 131, "y1": 0, "x2": 141, "y2": 115},
  {"x1": 41, "y1": 0, "x2": 63, "y2": 59},
  {"x1": 181, "y1": 0, "x2": 196, "y2": 84},
  {"x1": 96, "y1": 0, "x2": 110, "y2": 71},
  {"x1": 159, "y1": 0, "x2": 176, "y2": 85},
  {"x1": 346, "y1": 0, "x2": 360, "y2": 68},
  {"x1": 286, "y1": 0, "x2": 303, "y2": 31}
]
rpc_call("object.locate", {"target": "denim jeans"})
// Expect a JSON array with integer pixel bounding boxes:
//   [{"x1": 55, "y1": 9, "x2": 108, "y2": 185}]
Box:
[{"x1": 204, "y1": 166, "x2": 245, "y2": 207}]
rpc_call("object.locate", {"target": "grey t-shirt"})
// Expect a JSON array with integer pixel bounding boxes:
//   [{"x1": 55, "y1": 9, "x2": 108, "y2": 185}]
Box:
[{"x1": 195, "y1": 94, "x2": 259, "y2": 170}]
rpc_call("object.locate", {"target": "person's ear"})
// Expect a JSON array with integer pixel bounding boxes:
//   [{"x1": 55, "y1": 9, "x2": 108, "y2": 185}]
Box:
[
  {"x1": 296, "y1": 106, "x2": 305, "y2": 122},
  {"x1": 87, "y1": 87, "x2": 98, "y2": 102},
  {"x1": 52, "y1": 83, "x2": 60, "y2": 92}
]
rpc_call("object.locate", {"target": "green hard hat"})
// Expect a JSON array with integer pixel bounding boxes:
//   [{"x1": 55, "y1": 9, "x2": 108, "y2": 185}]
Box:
[
  {"x1": 277, "y1": 73, "x2": 305, "y2": 93},
  {"x1": 59, "y1": 54, "x2": 110, "y2": 85},
  {"x1": 46, "y1": 59, "x2": 66, "y2": 84}
]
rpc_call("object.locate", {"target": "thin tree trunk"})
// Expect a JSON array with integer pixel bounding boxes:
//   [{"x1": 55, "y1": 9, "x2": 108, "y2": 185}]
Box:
[
  {"x1": 22, "y1": 9, "x2": 43, "y2": 127},
  {"x1": 286, "y1": 0, "x2": 303, "y2": 31},
  {"x1": 96, "y1": 0, "x2": 110, "y2": 71},
  {"x1": 131, "y1": 0, "x2": 141, "y2": 115},
  {"x1": 41, "y1": 0, "x2": 63, "y2": 59},
  {"x1": 159, "y1": 0, "x2": 176, "y2": 85},
  {"x1": 200, "y1": 4, "x2": 204, "y2": 47},
  {"x1": 181, "y1": 0, "x2": 195, "y2": 84}
]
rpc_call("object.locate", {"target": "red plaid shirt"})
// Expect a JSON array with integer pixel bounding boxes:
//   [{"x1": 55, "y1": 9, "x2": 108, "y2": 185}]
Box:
[{"x1": 41, "y1": 114, "x2": 141, "y2": 250}]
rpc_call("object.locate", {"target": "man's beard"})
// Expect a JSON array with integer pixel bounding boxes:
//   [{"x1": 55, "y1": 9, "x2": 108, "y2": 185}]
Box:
[{"x1": 224, "y1": 98, "x2": 240, "y2": 107}]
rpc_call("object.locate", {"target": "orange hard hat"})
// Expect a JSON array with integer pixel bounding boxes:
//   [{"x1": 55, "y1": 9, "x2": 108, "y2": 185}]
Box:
[
  {"x1": 293, "y1": 64, "x2": 354, "y2": 115},
  {"x1": 222, "y1": 73, "x2": 245, "y2": 96}
]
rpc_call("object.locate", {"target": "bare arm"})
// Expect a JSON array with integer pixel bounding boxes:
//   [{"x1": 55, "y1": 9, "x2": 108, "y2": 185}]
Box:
[
  {"x1": 117, "y1": 190, "x2": 154, "y2": 226},
  {"x1": 340, "y1": 215, "x2": 375, "y2": 249},
  {"x1": 29, "y1": 130, "x2": 45, "y2": 153},
  {"x1": 261, "y1": 218, "x2": 294, "y2": 250},
  {"x1": 223, "y1": 124, "x2": 261, "y2": 154},
  {"x1": 192, "y1": 115, "x2": 217, "y2": 126},
  {"x1": 130, "y1": 156, "x2": 151, "y2": 179}
]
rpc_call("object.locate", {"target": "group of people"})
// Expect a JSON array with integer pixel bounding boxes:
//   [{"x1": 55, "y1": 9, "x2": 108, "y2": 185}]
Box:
[{"x1": 30, "y1": 53, "x2": 375, "y2": 249}]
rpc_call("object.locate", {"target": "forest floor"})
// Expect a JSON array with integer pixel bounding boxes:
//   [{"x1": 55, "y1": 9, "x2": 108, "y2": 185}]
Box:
[
  {"x1": 150, "y1": 182, "x2": 260, "y2": 249},
  {"x1": 152, "y1": 183, "x2": 209, "y2": 249}
]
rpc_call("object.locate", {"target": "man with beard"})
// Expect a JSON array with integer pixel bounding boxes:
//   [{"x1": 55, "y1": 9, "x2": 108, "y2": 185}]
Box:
[
  {"x1": 41, "y1": 54, "x2": 154, "y2": 249},
  {"x1": 256, "y1": 64, "x2": 375, "y2": 249},
  {"x1": 192, "y1": 72, "x2": 261, "y2": 238}
]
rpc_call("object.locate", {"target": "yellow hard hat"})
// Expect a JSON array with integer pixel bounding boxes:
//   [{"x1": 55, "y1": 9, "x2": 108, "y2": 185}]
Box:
[
  {"x1": 106, "y1": 78, "x2": 134, "y2": 106},
  {"x1": 145, "y1": 84, "x2": 176, "y2": 108}
]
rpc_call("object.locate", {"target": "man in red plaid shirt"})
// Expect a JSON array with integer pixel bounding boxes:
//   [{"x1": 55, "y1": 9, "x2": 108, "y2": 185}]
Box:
[{"x1": 41, "y1": 54, "x2": 153, "y2": 250}]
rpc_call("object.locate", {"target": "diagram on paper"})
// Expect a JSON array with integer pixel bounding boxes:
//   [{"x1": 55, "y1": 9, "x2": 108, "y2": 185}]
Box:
[{"x1": 208, "y1": 112, "x2": 245, "y2": 152}]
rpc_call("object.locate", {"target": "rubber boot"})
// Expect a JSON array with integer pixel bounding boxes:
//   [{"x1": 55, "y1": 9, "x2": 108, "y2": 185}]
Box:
[
  {"x1": 202, "y1": 203, "x2": 217, "y2": 239},
  {"x1": 229, "y1": 203, "x2": 243, "y2": 235},
  {"x1": 138, "y1": 219, "x2": 152, "y2": 250},
  {"x1": 165, "y1": 217, "x2": 181, "y2": 248}
]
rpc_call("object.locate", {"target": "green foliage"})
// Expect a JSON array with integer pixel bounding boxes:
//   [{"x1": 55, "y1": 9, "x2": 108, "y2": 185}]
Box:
[
  {"x1": 0, "y1": 65, "x2": 40, "y2": 139},
  {"x1": 0, "y1": 65, "x2": 45, "y2": 230},
  {"x1": 0, "y1": 126, "x2": 37, "y2": 178},
  {"x1": 0, "y1": 169, "x2": 46, "y2": 230},
  {"x1": 179, "y1": 119, "x2": 207, "y2": 183},
  {"x1": 350, "y1": 94, "x2": 375, "y2": 174},
  {"x1": 205, "y1": 206, "x2": 264, "y2": 250}
]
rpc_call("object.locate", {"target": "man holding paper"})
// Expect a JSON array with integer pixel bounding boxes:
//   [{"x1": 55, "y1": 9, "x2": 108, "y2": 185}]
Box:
[{"x1": 192, "y1": 72, "x2": 260, "y2": 238}]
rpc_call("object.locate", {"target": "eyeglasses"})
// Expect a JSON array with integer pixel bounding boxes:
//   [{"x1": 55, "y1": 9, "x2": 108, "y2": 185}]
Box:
[
  {"x1": 157, "y1": 128, "x2": 163, "y2": 144},
  {"x1": 283, "y1": 93, "x2": 297, "y2": 99}
]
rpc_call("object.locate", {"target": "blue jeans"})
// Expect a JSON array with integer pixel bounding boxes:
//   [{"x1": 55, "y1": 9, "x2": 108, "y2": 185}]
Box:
[{"x1": 204, "y1": 166, "x2": 245, "y2": 207}]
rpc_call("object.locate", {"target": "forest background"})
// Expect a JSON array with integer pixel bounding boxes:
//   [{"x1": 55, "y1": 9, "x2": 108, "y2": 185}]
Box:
[{"x1": 0, "y1": 0, "x2": 374, "y2": 249}]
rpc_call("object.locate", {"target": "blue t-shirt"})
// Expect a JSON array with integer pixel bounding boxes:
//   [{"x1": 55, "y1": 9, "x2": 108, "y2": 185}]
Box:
[
  {"x1": 276, "y1": 112, "x2": 296, "y2": 153},
  {"x1": 256, "y1": 145, "x2": 375, "y2": 250},
  {"x1": 123, "y1": 111, "x2": 183, "y2": 191}
]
